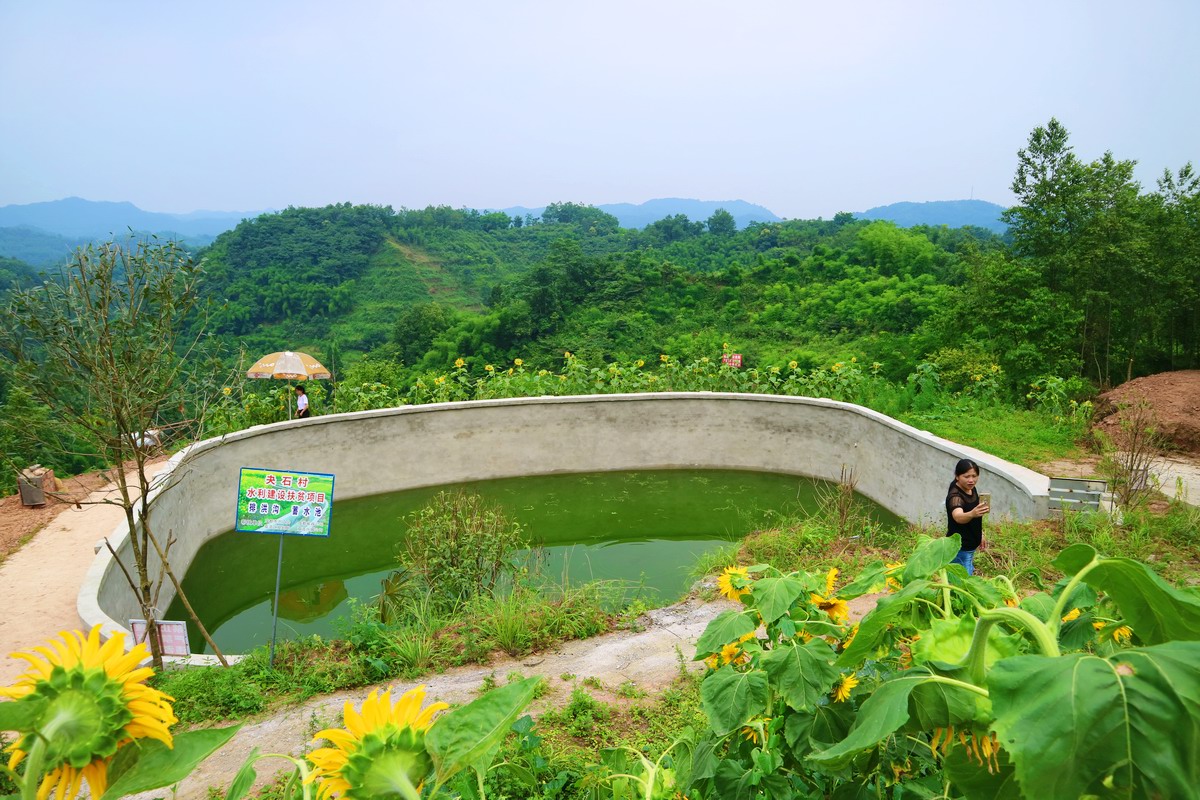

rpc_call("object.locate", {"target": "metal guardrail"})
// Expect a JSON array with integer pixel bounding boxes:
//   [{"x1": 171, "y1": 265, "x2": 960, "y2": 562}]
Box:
[{"x1": 1048, "y1": 477, "x2": 1107, "y2": 512}]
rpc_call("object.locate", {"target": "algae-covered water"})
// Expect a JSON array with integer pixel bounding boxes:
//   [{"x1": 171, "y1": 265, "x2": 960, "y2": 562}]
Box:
[{"x1": 169, "y1": 469, "x2": 899, "y2": 653}]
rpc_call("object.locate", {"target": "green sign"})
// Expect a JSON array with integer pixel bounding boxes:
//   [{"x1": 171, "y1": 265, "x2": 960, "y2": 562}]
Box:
[{"x1": 235, "y1": 467, "x2": 334, "y2": 537}]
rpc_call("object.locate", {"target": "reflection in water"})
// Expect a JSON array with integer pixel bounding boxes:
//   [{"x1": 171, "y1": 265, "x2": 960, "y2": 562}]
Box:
[{"x1": 275, "y1": 580, "x2": 348, "y2": 623}]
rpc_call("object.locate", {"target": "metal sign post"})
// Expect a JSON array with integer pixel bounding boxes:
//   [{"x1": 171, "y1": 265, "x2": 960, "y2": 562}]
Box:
[{"x1": 234, "y1": 466, "x2": 335, "y2": 667}]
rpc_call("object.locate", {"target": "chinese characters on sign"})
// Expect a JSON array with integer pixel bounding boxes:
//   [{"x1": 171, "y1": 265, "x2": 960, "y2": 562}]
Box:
[
  {"x1": 235, "y1": 467, "x2": 335, "y2": 537},
  {"x1": 721, "y1": 353, "x2": 743, "y2": 368},
  {"x1": 130, "y1": 619, "x2": 192, "y2": 658}
]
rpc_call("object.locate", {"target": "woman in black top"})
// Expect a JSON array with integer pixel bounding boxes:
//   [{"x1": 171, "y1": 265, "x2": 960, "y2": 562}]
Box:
[{"x1": 946, "y1": 458, "x2": 989, "y2": 575}]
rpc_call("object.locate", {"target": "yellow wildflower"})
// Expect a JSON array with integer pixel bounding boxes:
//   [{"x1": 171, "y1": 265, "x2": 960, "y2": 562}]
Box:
[{"x1": 832, "y1": 673, "x2": 859, "y2": 703}]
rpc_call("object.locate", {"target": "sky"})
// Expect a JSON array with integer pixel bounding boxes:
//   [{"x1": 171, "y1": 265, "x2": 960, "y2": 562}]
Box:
[{"x1": 2, "y1": 0, "x2": 1197, "y2": 220}]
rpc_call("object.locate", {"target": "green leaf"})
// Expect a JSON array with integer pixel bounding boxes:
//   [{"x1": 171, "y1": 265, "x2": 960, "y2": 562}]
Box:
[
  {"x1": 760, "y1": 639, "x2": 840, "y2": 712},
  {"x1": 100, "y1": 725, "x2": 241, "y2": 799},
  {"x1": 427, "y1": 677, "x2": 540, "y2": 786},
  {"x1": 902, "y1": 535, "x2": 961, "y2": 583},
  {"x1": 943, "y1": 746, "x2": 1020, "y2": 800},
  {"x1": 837, "y1": 560, "x2": 888, "y2": 599},
  {"x1": 837, "y1": 580, "x2": 932, "y2": 667},
  {"x1": 807, "y1": 675, "x2": 926, "y2": 770},
  {"x1": 1017, "y1": 592, "x2": 1055, "y2": 621},
  {"x1": 1054, "y1": 545, "x2": 1200, "y2": 644},
  {"x1": 750, "y1": 575, "x2": 806, "y2": 624},
  {"x1": 0, "y1": 697, "x2": 47, "y2": 733},
  {"x1": 989, "y1": 641, "x2": 1200, "y2": 799},
  {"x1": 224, "y1": 748, "x2": 261, "y2": 800},
  {"x1": 694, "y1": 610, "x2": 758, "y2": 658},
  {"x1": 699, "y1": 666, "x2": 768, "y2": 735},
  {"x1": 911, "y1": 616, "x2": 1022, "y2": 671},
  {"x1": 783, "y1": 705, "x2": 852, "y2": 760}
]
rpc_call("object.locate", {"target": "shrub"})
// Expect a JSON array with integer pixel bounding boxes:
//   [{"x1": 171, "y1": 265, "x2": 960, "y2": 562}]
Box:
[{"x1": 400, "y1": 490, "x2": 524, "y2": 608}]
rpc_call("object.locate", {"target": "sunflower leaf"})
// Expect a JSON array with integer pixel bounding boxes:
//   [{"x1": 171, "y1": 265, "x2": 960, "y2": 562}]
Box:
[
  {"x1": 427, "y1": 676, "x2": 540, "y2": 788},
  {"x1": 836, "y1": 580, "x2": 932, "y2": 667},
  {"x1": 100, "y1": 725, "x2": 242, "y2": 799},
  {"x1": 1054, "y1": 545, "x2": 1200, "y2": 643},
  {"x1": 224, "y1": 747, "x2": 261, "y2": 800},
  {"x1": 750, "y1": 575, "x2": 806, "y2": 624},
  {"x1": 694, "y1": 610, "x2": 758, "y2": 659},
  {"x1": 943, "y1": 745, "x2": 1020, "y2": 799},
  {"x1": 807, "y1": 675, "x2": 925, "y2": 770},
  {"x1": 0, "y1": 696, "x2": 47, "y2": 733},
  {"x1": 760, "y1": 638, "x2": 839, "y2": 712},
  {"x1": 699, "y1": 665, "x2": 768, "y2": 735},
  {"x1": 989, "y1": 642, "x2": 1200, "y2": 799},
  {"x1": 902, "y1": 535, "x2": 961, "y2": 583}
]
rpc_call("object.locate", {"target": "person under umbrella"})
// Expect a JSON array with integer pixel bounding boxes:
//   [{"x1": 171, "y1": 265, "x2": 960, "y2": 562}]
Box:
[{"x1": 295, "y1": 385, "x2": 310, "y2": 418}]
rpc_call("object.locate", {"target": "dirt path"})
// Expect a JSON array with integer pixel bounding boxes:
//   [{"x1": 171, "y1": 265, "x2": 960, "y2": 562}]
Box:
[{"x1": 0, "y1": 462, "x2": 167, "y2": 687}]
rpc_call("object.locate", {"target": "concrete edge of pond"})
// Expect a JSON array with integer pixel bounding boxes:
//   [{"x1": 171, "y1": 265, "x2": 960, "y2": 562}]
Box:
[{"x1": 79, "y1": 392, "x2": 1051, "y2": 662}]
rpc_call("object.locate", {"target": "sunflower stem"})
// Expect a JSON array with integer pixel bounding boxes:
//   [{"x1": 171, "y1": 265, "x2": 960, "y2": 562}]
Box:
[
  {"x1": 980, "y1": 607, "x2": 1059, "y2": 657},
  {"x1": 938, "y1": 569, "x2": 955, "y2": 619},
  {"x1": 19, "y1": 735, "x2": 46, "y2": 800},
  {"x1": 1048, "y1": 557, "x2": 1101, "y2": 638}
]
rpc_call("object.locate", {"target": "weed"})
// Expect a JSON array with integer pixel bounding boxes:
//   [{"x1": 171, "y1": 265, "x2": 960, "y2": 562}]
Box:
[
  {"x1": 616, "y1": 680, "x2": 645, "y2": 699},
  {"x1": 581, "y1": 676, "x2": 603, "y2": 690},
  {"x1": 560, "y1": 672, "x2": 576, "y2": 682}
]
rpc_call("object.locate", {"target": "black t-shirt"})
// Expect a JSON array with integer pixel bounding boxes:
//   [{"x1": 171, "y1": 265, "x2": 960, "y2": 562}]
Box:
[{"x1": 946, "y1": 484, "x2": 982, "y2": 551}]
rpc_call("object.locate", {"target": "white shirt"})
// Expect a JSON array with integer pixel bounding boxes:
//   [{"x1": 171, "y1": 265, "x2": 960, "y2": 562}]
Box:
[{"x1": 297, "y1": 393, "x2": 309, "y2": 413}]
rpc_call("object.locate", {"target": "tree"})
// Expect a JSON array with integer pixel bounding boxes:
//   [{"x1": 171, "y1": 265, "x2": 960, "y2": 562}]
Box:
[
  {"x1": 0, "y1": 240, "x2": 226, "y2": 669},
  {"x1": 706, "y1": 208, "x2": 737, "y2": 237}
]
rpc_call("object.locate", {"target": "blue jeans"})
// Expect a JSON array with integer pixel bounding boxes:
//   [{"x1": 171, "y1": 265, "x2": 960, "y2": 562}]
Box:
[{"x1": 951, "y1": 548, "x2": 975, "y2": 576}]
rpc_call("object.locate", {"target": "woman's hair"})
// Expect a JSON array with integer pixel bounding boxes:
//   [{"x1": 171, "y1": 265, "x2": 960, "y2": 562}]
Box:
[
  {"x1": 295, "y1": 385, "x2": 306, "y2": 394},
  {"x1": 948, "y1": 458, "x2": 980, "y2": 493}
]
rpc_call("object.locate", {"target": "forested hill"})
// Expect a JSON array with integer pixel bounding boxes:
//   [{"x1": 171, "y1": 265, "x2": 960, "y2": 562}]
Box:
[
  {"x1": 196, "y1": 201, "x2": 1004, "y2": 380},
  {"x1": 197, "y1": 119, "x2": 1200, "y2": 398}
]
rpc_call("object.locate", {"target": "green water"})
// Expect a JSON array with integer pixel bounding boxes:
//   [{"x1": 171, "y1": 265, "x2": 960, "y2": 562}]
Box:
[{"x1": 168, "y1": 469, "x2": 898, "y2": 653}]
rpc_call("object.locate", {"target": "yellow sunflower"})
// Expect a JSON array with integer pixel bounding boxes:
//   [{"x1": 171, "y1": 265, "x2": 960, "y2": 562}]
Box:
[
  {"x1": 306, "y1": 685, "x2": 448, "y2": 799},
  {"x1": 2, "y1": 626, "x2": 176, "y2": 800},
  {"x1": 514, "y1": 358, "x2": 523, "y2": 366},
  {"x1": 717, "y1": 567, "x2": 752, "y2": 602},
  {"x1": 810, "y1": 592, "x2": 849, "y2": 625},
  {"x1": 832, "y1": 673, "x2": 859, "y2": 703},
  {"x1": 1061, "y1": 608, "x2": 1081, "y2": 623},
  {"x1": 885, "y1": 562, "x2": 905, "y2": 592},
  {"x1": 454, "y1": 358, "x2": 465, "y2": 368},
  {"x1": 823, "y1": 567, "x2": 839, "y2": 597}
]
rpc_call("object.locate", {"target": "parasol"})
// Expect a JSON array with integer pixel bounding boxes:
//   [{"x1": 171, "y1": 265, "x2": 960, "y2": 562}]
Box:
[{"x1": 246, "y1": 350, "x2": 331, "y2": 380}]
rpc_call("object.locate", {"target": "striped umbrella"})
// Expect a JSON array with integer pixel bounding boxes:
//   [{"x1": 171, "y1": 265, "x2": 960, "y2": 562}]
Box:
[{"x1": 246, "y1": 350, "x2": 331, "y2": 380}]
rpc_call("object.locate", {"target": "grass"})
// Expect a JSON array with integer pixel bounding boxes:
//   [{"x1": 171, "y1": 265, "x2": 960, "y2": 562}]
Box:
[
  {"x1": 156, "y1": 581, "x2": 618, "y2": 726},
  {"x1": 899, "y1": 405, "x2": 1088, "y2": 467}
]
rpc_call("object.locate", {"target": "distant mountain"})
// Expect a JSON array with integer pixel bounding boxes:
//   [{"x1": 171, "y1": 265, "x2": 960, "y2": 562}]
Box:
[
  {"x1": 0, "y1": 197, "x2": 263, "y2": 239},
  {"x1": 855, "y1": 200, "x2": 1008, "y2": 233},
  {"x1": 500, "y1": 198, "x2": 781, "y2": 229}
]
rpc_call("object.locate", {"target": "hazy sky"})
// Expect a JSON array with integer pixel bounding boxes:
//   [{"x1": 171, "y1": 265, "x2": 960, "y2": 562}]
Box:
[{"x1": 2, "y1": 1, "x2": 1197, "y2": 219}]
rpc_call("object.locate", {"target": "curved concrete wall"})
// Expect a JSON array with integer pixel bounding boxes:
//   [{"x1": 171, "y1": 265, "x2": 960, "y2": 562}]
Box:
[{"x1": 79, "y1": 393, "x2": 1050, "y2": 649}]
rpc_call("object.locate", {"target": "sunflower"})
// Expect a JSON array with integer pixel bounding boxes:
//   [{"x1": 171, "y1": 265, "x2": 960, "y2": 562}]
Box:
[
  {"x1": 306, "y1": 685, "x2": 448, "y2": 799},
  {"x1": 832, "y1": 673, "x2": 859, "y2": 703},
  {"x1": 823, "y1": 568, "x2": 839, "y2": 597},
  {"x1": 717, "y1": 567, "x2": 752, "y2": 602},
  {"x1": 884, "y1": 562, "x2": 905, "y2": 592},
  {"x1": 1, "y1": 626, "x2": 176, "y2": 800},
  {"x1": 454, "y1": 358, "x2": 465, "y2": 368},
  {"x1": 513, "y1": 358, "x2": 523, "y2": 366},
  {"x1": 810, "y1": 592, "x2": 849, "y2": 625},
  {"x1": 1061, "y1": 607, "x2": 1082, "y2": 623}
]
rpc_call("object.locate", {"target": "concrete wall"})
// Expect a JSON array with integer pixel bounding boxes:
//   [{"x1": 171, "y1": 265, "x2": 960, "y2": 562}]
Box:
[{"x1": 79, "y1": 393, "x2": 1050, "y2": 649}]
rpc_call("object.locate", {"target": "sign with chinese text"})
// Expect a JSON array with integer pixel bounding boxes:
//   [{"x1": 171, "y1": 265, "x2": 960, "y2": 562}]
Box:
[
  {"x1": 235, "y1": 467, "x2": 334, "y2": 537},
  {"x1": 721, "y1": 353, "x2": 743, "y2": 368},
  {"x1": 130, "y1": 619, "x2": 191, "y2": 658}
]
